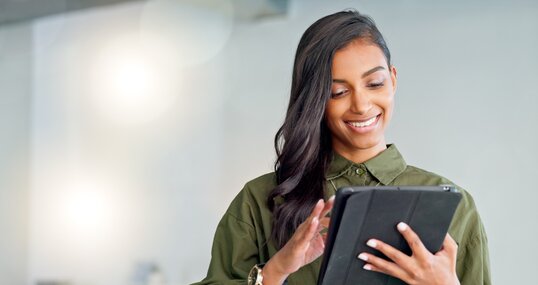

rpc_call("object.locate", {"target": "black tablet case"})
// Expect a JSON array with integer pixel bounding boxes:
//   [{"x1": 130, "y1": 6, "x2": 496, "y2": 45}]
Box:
[{"x1": 317, "y1": 186, "x2": 462, "y2": 285}]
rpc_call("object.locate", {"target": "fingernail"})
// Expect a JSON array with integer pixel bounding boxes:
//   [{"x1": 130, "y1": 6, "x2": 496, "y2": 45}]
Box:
[
  {"x1": 363, "y1": 264, "x2": 372, "y2": 270},
  {"x1": 329, "y1": 195, "x2": 335, "y2": 201},
  {"x1": 312, "y1": 217, "x2": 318, "y2": 224},
  {"x1": 397, "y1": 222, "x2": 408, "y2": 232},
  {"x1": 366, "y1": 239, "x2": 377, "y2": 248},
  {"x1": 357, "y1": 253, "x2": 368, "y2": 261}
]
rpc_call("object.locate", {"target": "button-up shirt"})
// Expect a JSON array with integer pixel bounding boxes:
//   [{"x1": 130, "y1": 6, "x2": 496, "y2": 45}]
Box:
[{"x1": 192, "y1": 144, "x2": 491, "y2": 285}]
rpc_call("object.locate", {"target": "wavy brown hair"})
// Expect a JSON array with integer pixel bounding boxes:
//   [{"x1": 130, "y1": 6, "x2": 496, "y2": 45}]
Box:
[{"x1": 268, "y1": 10, "x2": 392, "y2": 248}]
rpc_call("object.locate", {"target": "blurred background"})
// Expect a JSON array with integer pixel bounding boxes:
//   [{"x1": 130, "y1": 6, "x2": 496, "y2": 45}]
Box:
[{"x1": 0, "y1": 0, "x2": 537, "y2": 284}]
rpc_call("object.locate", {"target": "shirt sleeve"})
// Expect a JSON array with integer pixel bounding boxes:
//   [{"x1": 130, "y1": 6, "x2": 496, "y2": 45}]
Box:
[
  {"x1": 190, "y1": 210, "x2": 259, "y2": 285},
  {"x1": 455, "y1": 206, "x2": 492, "y2": 285},
  {"x1": 191, "y1": 174, "x2": 278, "y2": 285}
]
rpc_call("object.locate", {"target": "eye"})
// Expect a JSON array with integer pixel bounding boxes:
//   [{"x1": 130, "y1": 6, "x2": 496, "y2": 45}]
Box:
[
  {"x1": 367, "y1": 81, "x2": 384, "y2": 89},
  {"x1": 331, "y1": 89, "x2": 348, "y2": 98}
]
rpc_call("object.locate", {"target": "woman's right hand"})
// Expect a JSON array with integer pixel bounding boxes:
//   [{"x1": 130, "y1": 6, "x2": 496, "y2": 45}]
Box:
[{"x1": 262, "y1": 197, "x2": 335, "y2": 285}]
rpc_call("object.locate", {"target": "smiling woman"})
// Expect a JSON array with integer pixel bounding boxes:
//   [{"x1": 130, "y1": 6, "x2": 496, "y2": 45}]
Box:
[{"x1": 192, "y1": 10, "x2": 491, "y2": 285}]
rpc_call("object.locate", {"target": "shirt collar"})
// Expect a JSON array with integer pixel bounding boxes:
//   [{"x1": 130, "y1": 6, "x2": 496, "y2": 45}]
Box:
[{"x1": 326, "y1": 144, "x2": 407, "y2": 185}]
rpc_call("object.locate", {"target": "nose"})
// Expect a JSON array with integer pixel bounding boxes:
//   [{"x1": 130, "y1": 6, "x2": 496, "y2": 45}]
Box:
[{"x1": 349, "y1": 91, "x2": 372, "y2": 115}]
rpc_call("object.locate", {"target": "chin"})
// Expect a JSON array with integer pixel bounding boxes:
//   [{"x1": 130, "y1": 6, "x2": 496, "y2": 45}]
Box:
[{"x1": 350, "y1": 137, "x2": 384, "y2": 150}]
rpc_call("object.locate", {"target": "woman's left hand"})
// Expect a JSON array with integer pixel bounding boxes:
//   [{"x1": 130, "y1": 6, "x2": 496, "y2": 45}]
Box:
[{"x1": 358, "y1": 222, "x2": 460, "y2": 285}]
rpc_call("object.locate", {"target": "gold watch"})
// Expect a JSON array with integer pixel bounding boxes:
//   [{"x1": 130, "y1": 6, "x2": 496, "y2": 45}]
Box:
[{"x1": 247, "y1": 263, "x2": 264, "y2": 285}]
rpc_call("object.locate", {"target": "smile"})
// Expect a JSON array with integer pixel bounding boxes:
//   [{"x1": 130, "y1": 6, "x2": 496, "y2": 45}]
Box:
[{"x1": 345, "y1": 115, "x2": 380, "y2": 128}]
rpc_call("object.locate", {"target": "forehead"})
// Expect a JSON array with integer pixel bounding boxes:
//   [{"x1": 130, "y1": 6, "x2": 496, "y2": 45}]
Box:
[{"x1": 332, "y1": 40, "x2": 388, "y2": 75}]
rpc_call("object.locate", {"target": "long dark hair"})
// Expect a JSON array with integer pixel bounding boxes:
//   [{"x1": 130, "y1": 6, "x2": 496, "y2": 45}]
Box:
[{"x1": 268, "y1": 10, "x2": 392, "y2": 248}]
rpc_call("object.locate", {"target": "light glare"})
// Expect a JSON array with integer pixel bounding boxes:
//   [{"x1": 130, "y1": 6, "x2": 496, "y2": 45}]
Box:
[
  {"x1": 63, "y1": 179, "x2": 113, "y2": 237},
  {"x1": 89, "y1": 36, "x2": 179, "y2": 125}
]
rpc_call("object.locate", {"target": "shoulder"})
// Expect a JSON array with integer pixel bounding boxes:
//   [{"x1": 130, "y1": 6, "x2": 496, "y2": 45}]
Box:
[
  {"x1": 400, "y1": 165, "x2": 477, "y2": 208},
  {"x1": 240, "y1": 172, "x2": 278, "y2": 206},
  {"x1": 399, "y1": 165, "x2": 484, "y2": 244},
  {"x1": 398, "y1": 165, "x2": 453, "y2": 185},
  {"x1": 222, "y1": 172, "x2": 277, "y2": 227},
  {"x1": 398, "y1": 165, "x2": 475, "y2": 206},
  {"x1": 399, "y1": 164, "x2": 478, "y2": 213},
  {"x1": 244, "y1": 172, "x2": 278, "y2": 193},
  {"x1": 396, "y1": 165, "x2": 478, "y2": 226}
]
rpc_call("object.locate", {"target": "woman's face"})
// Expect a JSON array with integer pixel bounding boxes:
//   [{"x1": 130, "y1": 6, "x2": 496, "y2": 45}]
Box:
[{"x1": 325, "y1": 39, "x2": 397, "y2": 162}]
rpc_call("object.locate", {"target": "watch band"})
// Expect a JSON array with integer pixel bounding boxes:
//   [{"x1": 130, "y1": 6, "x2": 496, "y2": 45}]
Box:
[{"x1": 248, "y1": 263, "x2": 265, "y2": 285}]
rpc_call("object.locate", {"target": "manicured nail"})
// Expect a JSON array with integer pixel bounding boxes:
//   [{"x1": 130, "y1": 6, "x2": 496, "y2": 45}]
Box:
[
  {"x1": 328, "y1": 195, "x2": 335, "y2": 201},
  {"x1": 363, "y1": 264, "x2": 372, "y2": 270},
  {"x1": 366, "y1": 239, "x2": 377, "y2": 248},
  {"x1": 312, "y1": 217, "x2": 318, "y2": 224},
  {"x1": 357, "y1": 253, "x2": 368, "y2": 261},
  {"x1": 397, "y1": 222, "x2": 408, "y2": 232}
]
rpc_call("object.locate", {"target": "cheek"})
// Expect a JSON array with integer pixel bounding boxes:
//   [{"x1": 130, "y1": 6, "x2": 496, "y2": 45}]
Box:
[
  {"x1": 377, "y1": 91, "x2": 394, "y2": 111},
  {"x1": 325, "y1": 102, "x2": 344, "y2": 127},
  {"x1": 379, "y1": 94, "x2": 395, "y2": 121}
]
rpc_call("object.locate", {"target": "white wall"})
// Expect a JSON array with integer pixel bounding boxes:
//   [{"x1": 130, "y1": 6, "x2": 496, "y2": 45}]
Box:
[
  {"x1": 28, "y1": 2, "x2": 230, "y2": 284},
  {"x1": 0, "y1": 22, "x2": 31, "y2": 285},
  {"x1": 0, "y1": 0, "x2": 536, "y2": 284}
]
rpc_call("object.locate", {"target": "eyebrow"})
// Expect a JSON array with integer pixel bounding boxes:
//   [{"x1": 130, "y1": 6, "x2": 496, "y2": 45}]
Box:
[{"x1": 332, "y1": 66, "x2": 386, "y2": 83}]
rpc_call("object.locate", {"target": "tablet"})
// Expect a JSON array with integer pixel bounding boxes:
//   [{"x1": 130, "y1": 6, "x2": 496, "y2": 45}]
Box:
[{"x1": 317, "y1": 185, "x2": 462, "y2": 285}]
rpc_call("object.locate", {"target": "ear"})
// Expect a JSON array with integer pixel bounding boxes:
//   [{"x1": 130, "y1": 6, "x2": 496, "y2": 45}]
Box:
[{"x1": 390, "y1": 65, "x2": 397, "y2": 93}]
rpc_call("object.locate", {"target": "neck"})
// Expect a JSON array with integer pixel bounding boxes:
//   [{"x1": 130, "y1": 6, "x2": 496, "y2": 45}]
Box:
[{"x1": 334, "y1": 142, "x2": 387, "y2": 164}]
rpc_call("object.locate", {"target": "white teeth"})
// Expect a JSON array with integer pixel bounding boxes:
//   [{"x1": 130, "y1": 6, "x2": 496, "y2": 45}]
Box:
[{"x1": 349, "y1": 116, "x2": 377, "y2": 128}]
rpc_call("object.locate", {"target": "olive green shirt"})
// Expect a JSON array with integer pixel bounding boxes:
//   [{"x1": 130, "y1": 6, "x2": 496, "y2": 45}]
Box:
[{"x1": 192, "y1": 145, "x2": 491, "y2": 285}]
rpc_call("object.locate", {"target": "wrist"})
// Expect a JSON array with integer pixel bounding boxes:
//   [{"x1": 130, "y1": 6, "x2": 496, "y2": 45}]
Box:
[{"x1": 262, "y1": 258, "x2": 289, "y2": 285}]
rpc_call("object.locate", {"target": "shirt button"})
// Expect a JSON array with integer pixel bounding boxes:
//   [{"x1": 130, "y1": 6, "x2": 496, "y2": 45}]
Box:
[{"x1": 355, "y1": 168, "x2": 363, "y2": 175}]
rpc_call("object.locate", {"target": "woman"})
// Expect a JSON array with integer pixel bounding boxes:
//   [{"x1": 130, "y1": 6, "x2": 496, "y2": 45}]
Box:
[{"x1": 193, "y1": 10, "x2": 490, "y2": 285}]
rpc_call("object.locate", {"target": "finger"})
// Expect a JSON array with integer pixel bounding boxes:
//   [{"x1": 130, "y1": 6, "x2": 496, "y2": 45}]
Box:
[
  {"x1": 358, "y1": 253, "x2": 411, "y2": 282},
  {"x1": 301, "y1": 216, "x2": 320, "y2": 243},
  {"x1": 320, "y1": 195, "x2": 335, "y2": 218},
  {"x1": 438, "y1": 233, "x2": 458, "y2": 257},
  {"x1": 319, "y1": 217, "x2": 330, "y2": 229},
  {"x1": 293, "y1": 200, "x2": 324, "y2": 241},
  {"x1": 397, "y1": 222, "x2": 429, "y2": 260},
  {"x1": 295, "y1": 199, "x2": 328, "y2": 242},
  {"x1": 311, "y1": 229, "x2": 326, "y2": 250},
  {"x1": 365, "y1": 239, "x2": 415, "y2": 272},
  {"x1": 309, "y1": 199, "x2": 325, "y2": 220},
  {"x1": 292, "y1": 215, "x2": 319, "y2": 251},
  {"x1": 316, "y1": 221, "x2": 328, "y2": 234}
]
